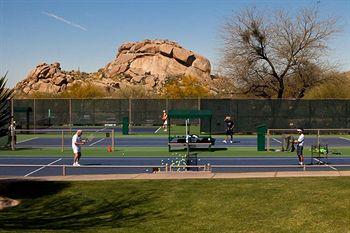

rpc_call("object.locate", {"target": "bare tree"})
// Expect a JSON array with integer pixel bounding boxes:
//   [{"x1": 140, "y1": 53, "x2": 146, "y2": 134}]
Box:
[{"x1": 220, "y1": 7, "x2": 340, "y2": 98}]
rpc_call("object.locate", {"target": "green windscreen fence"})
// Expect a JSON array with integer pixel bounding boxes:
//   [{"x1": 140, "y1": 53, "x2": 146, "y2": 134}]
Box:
[
  {"x1": 0, "y1": 99, "x2": 11, "y2": 147},
  {"x1": 12, "y1": 99, "x2": 350, "y2": 133}
]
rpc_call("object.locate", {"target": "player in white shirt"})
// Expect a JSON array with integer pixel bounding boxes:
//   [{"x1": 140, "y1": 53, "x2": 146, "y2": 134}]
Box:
[
  {"x1": 72, "y1": 130, "x2": 86, "y2": 166},
  {"x1": 295, "y1": 128, "x2": 305, "y2": 165}
]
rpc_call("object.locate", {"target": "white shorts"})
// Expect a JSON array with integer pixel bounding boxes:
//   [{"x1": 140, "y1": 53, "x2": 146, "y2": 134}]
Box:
[
  {"x1": 163, "y1": 120, "x2": 168, "y2": 125},
  {"x1": 72, "y1": 147, "x2": 81, "y2": 154}
]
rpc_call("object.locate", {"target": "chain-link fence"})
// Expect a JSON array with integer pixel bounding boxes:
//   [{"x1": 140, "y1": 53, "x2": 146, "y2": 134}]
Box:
[{"x1": 12, "y1": 99, "x2": 350, "y2": 133}]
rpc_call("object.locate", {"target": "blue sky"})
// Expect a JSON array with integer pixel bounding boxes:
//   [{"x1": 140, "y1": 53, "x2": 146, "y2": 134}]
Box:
[{"x1": 1, "y1": 0, "x2": 349, "y2": 87}]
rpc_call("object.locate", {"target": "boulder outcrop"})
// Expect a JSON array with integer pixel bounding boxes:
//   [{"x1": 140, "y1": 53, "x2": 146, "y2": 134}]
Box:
[
  {"x1": 103, "y1": 39, "x2": 211, "y2": 90},
  {"x1": 13, "y1": 39, "x2": 228, "y2": 96}
]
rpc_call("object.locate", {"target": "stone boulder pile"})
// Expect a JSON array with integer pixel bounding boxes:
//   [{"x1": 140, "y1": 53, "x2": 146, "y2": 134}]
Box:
[
  {"x1": 14, "y1": 62, "x2": 75, "y2": 95},
  {"x1": 103, "y1": 39, "x2": 211, "y2": 90},
  {"x1": 14, "y1": 39, "x2": 232, "y2": 96}
]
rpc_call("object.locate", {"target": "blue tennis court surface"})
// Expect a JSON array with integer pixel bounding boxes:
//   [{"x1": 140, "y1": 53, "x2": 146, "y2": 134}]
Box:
[
  {"x1": 0, "y1": 156, "x2": 349, "y2": 177},
  {"x1": 14, "y1": 136, "x2": 350, "y2": 148}
]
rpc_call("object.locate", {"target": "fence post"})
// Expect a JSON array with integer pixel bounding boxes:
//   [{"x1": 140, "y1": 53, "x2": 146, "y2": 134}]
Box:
[
  {"x1": 10, "y1": 99, "x2": 14, "y2": 151},
  {"x1": 61, "y1": 130, "x2": 64, "y2": 153},
  {"x1": 69, "y1": 98, "x2": 72, "y2": 131},
  {"x1": 267, "y1": 129, "x2": 270, "y2": 151},
  {"x1": 128, "y1": 98, "x2": 132, "y2": 131},
  {"x1": 62, "y1": 165, "x2": 66, "y2": 176},
  {"x1": 33, "y1": 99, "x2": 36, "y2": 132},
  {"x1": 112, "y1": 128, "x2": 115, "y2": 151},
  {"x1": 198, "y1": 98, "x2": 201, "y2": 129},
  {"x1": 165, "y1": 163, "x2": 168, "y2": 172},
  {"x1": 317, "y1": 130, "x2": 320, "y2": 148}
]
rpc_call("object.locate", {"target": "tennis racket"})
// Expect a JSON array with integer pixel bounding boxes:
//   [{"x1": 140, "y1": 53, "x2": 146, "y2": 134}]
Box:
[
  {"x1": 154, "y1": 126, "x2": 162, "y2": 133},
  {"x1": 83, "y1": 132, "x2": 95, "y2": 144}
]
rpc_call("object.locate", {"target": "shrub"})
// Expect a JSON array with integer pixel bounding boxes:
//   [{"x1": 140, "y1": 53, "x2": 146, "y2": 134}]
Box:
[{"x1": 162, "y1": 75, "x2": 211, "y2": 98}]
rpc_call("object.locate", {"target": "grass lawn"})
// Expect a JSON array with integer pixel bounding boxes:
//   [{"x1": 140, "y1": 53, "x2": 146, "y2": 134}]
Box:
[
  {"x1": 1, "y1": 146, "x2": 350, "y2": 157},
  {"x1": 0, "y1": 177, "x2": 349, "y2": 233}
]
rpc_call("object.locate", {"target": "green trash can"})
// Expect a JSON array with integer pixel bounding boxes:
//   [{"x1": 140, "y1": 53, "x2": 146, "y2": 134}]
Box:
[
  {"x1": 122, "y1": 117, "x2": 129, "y2": 135},
  {"x1": 257, "y1": 124, "x2": 267, "y2": 151}
]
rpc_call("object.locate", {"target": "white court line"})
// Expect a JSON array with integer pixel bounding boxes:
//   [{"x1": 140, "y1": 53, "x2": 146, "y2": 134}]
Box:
[
  {"x1": 272, "y1": 138, "x2": 282, "y2": 144},
  {"x1": 313, "y1": 158, "x2": 338, "y2": 171},
  {"x1": 339, "y1": 137, "x2": 350, "y2": 142},
  {"x1": 24, "y1": 158, "x2": 62, "y2": 177},
  {"x1": 89, "y1": 138, "x2": 105, "y2": 147},
  {"x1": 96, "y1": 127, "x2": 107, "y2": 132},
  {"x1": 16, "y1": 137, "x2": 39, "y2": 144}
]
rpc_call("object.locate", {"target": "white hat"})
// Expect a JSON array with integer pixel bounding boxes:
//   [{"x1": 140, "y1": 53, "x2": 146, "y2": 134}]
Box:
[{"x1": 297, "y1": 128, "x2": 303, "y2": 132}]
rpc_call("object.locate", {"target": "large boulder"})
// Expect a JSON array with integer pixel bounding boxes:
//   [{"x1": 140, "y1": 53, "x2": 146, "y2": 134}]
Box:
[
  {"x1": 104, "y1": 39, "x2": 211, "y2": 89},
  {"x1": 13, "y1": 62, "x2": 70, "y2": 96},
  {"x1": 0, "y1": 197, "x2": 20, "y2": 210}
]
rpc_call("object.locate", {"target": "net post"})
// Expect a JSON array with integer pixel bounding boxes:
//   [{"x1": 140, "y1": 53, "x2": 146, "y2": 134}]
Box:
[
  {"x1": 207, "y1": 163, "x2": 211, "y2": 172},
  {"x1": 165, "y1": 163, "x2": 168, "y2": 172},
  {"x1": 303, "y1": 164, "x2": 306, "y2": 171},
  {"x1": 62, "y1": 165, "x2": 66, "y2": 176},
  {"x1": 61, "y1": 130, "x2": 64, "y2": 153},
  {"x1": 112, "y1": 128, "x2": 115, "y2": 151},
  {"x1": 317, "y1": 129, "x2": 320, "y2": 148},
  {"x1": 267, "y1": 129, "x2": 270, "y2": 151}
]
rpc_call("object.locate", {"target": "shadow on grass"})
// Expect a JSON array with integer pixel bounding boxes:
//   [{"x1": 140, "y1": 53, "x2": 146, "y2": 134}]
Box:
[
  {"x1": 0, "y1": 180, "x2": 161, "y2": 231},
  {"x1": 0, "y1": 147, "x2": 42, "y2": 151},
  {"x1": 0, "y1": 179, "x2": 70, "y2": 199}
]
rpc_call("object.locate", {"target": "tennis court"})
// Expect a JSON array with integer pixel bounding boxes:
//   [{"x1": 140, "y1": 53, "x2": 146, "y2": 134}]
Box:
[
  {"x1": 1, "y1": 156, "x2": 350, "y2": 177},
  {"x1": 0, "y1": 125, "x2": 349, "y2": 178}
]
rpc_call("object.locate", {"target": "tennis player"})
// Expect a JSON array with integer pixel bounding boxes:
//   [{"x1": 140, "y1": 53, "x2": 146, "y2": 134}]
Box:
[
  {"x1": 295, "y1": 128, "x2": 305, "y2": 165},
  {"x1": 162, "y1": 110, "x2": 168, "y2": 132},
  {"x1": 8, "y1": 120, "x2": 16, "y2": 150},
  {"x1": 72, "y1": 130, "x2": 86, "y2": 166},
  {"x1": 223, "y1": 116, "x2": 234, "y2": 143}
]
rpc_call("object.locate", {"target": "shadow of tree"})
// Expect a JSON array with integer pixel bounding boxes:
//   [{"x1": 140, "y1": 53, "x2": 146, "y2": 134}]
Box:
[
  {"x1": 0, "y1": 180, "x2": 161, "y2": 230},
  {"x1": 0, "y1": 179, "x2": 69, "y2": 199}
]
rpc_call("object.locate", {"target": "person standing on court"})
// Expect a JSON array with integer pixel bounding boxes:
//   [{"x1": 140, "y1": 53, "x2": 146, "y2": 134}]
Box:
[
  {"x1": 161, "y1": 110, "x2": 168, "y2": 132},
  {"x1": 295, "y1": 128, "x2": 305, "y2": 165},
  {"x1": 72, "y1": 130, "x2": 86, "y2": 166},
  {"x1": 8, "y1": 120, "x2": 16, "y2": 150},
  {"x1": 223, "y1": 116, "x2": 234, "y2": 143}
]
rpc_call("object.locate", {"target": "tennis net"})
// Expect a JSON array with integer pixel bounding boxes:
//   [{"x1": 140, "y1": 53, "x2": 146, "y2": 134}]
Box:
[
  {"x1": 267, "y1": 128, "x2": 350, "y2": 152},
  {"x1": 13, "y1": 128, "x2": 115, "y2": 151}
]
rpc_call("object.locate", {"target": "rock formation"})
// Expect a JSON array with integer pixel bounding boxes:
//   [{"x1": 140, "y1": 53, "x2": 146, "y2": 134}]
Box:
[
  {"x1": 14, "y1": 62, "x2": 73, "y2": 95},
  {"x1": 103, "y1": 39, "x2": 211, "y2": 91},
  {"x1": 0, "y1": 196, "x2": 20, "y2": 210},
  {"x1": 13, "y1": 39, "x2": 230, "y2": 96}
]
